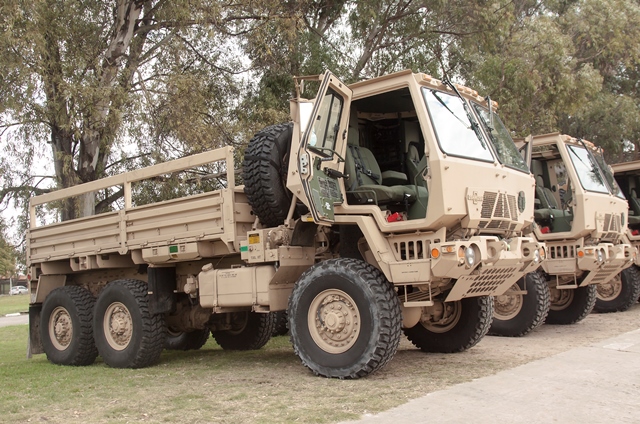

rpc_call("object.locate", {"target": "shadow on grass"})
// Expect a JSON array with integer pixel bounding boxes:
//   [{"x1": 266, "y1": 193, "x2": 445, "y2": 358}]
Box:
[{"x1": 157, "y1": 342, "x2": 299, "y2": 367}]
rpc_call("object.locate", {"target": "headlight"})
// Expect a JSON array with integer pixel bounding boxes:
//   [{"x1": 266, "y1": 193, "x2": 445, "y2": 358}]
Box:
[
  {"x1": 464, "y1": 246, "x2": 476, "y2": 267},
  {"x1": 533, "y1": 249, "x2": 541, "y2": 264},
  {"x1": 596, "y1": 249, "x2": 604, "y2": 263}
]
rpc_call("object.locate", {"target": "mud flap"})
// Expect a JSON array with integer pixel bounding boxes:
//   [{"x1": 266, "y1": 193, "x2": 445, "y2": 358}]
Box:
[
  {"x1": 148, "y1": 267, "x2": 176, "y2": 315},
  {"x1": 28, "y1": 304, "x2": 43, "y2": 356}
]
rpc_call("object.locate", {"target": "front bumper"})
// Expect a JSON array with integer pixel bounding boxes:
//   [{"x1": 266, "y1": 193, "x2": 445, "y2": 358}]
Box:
[
  {"x1": 429, "y1": 236, "x2": 545, "y2": 302},
  {"x1": 541, "y1": 242, "x2": 635, "y2": 287}
]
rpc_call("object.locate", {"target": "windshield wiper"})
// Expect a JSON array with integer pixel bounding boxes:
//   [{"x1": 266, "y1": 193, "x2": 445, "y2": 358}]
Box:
[
  {"x1": 485, "y1": 95, "x2": 495, "y2": 132},
  {"x1": 431, "y1": 91, "x2": 470, "y2": 129},
  {"x1": 443, "y1": 78, "x2": 487, "y2": 150}
]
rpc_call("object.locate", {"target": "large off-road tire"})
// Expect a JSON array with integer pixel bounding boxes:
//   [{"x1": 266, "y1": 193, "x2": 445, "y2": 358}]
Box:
[
  {"x1": 271, "y1": 311, "x2": 289, "y2": 337},
  {"x1": 594, "y1": 266, "x2": 640, "y2": 313},
  {"x1": 243, "y1": 122, "x2": 295, "y2": 228},
  {"x1": 403, "y1": 295, "x2": 493, "y2": 353},
  {"x1": 93, "y1": 279, "x2": 166, "y2": 368},
  {"x1": 546, "y1": 284, "x2": 597, "y2": 325},
  {"x1": 288, "y1": 258, "x2": 402, "y2": 379},
  {"x1": 165, "y1": 328, "x2": 210, "y2": 351},
  {"x1": 40, "y1": 285, "x2": 98, "y2": 366},
  {"x1": 489, "y1": 272, "x2": 550, "y2": 337},
  {"x1": 212, "y1": 312, "x2": 274, "y2": 350}
]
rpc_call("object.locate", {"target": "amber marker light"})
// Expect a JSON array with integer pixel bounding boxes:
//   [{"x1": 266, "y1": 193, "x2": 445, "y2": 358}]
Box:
[
  {"x1": 431, "y1": 248, "x2": 440, "y2": 259},
  {"x1": 577, "y1": 250, "x2": 585, "y2": 258},
  {"x1": 442, "y1": 245, "x2": 456, "y2": 254}
]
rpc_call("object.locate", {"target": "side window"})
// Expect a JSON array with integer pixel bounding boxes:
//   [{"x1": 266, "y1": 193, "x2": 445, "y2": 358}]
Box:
[
  {"x1": 550, "y1": 160, "x2": 569, "y2": 203},
  {"x1": 308, "y1": 89, "x2": 343, "y2": 153}
]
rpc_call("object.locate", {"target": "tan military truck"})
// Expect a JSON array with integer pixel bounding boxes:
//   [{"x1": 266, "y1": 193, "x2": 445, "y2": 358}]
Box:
[
  {"x1": 26, "y1": 70, "x2": 543, "y2": 378},
  {"x1": 491, "y1": 133, "x2": 635, "y2": 336},
  {"x1": 608, "y1": 160, "x2": 640, "y2": 310}
]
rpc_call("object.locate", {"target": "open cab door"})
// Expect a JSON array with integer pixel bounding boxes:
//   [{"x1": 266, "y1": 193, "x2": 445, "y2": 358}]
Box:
[{"x1": 294, "y1": 71, "x2": 352, "y2": 224}]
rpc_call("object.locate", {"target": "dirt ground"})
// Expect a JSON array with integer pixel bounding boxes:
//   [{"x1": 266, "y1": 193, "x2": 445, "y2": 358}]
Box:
[{"x1": 467, "y1": 302, "x2": 640, "y2": 365}]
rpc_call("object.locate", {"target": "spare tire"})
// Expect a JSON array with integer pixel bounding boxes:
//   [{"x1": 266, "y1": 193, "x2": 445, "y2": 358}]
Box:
[{"x1": 243, "y1": 123, "x2": 295, "y2": 228}]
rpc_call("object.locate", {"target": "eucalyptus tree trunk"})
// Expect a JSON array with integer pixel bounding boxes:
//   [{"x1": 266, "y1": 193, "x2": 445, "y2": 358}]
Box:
[{"x1": 41, "y1": 0, "x2": 145, "y2": 220}]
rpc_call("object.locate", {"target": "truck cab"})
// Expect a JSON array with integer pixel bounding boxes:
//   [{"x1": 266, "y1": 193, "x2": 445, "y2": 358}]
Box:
[
  {"x1": 280, "y1": 71, "x2": 543, "y2": 301},
  {"x1": 528, "y1": 133, "x2": 634, "y2": 322}
]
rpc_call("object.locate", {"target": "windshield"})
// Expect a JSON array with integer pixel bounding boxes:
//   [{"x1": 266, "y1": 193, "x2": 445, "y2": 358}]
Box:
[
  {"x1": 422, "y1": 88, "x2": 494, "y2": 162},
  {"x1": 473, "y1": 105, "x2": 529, "y2": 173},
  {"x1": 566, "y1": 145, "x2": 609, "y2": 194},
  {"x1": 591, "y1": 148, "x2": 625, "y2": 199}
]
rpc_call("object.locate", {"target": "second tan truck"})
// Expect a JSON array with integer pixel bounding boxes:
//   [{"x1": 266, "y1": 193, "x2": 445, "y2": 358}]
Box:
[{"x1": 491, "y1": 133, "x2": 635, "y2": 337}]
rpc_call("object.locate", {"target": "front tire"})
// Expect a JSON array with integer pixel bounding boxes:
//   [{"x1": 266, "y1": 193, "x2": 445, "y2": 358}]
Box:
[
  {"x1": 93, "y1": 280, "x2": 166, "y2": 368},
  {"x1": 288, "y1": 258, "x2": 402, "y2": 379},
  {"x1": 212, "y1": 312, "x2": 274, "y2": 350},
  {"x1": 594, "y1": 266, "x2": 640, "y2": 313},
  {"x1": 403, "y1": 295, "x2": 493, "y2": 353},
  {"x1": 546, "y1": 284, "x2": 597, "y2": 325},
  {"x1": 489, "y1": 272, "x2": 550, "y2": 337},
  {"x1": 40, "y1": 286, "x2": 98, "y2": 366}
]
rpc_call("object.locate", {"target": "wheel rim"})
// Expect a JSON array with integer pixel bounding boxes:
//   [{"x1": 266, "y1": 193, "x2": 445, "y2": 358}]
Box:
[
  {"x1": 549, "y1": 288, "x2": 574, "y2": 311},
  {"x1": 308, "y1": 289, "x2": 360, "y2": 354},
  {"x1": 167, "y1": 327, "x2": 183, "y2": 338},
  {"x1": 494, "y1": 284, "x2": 523, "y2": 320},
  {"x1": 596, "y1": 275, "x2": 622, "y2": 301},
  {"x1": 422, "y1": 301, "x2": 462, "y2": 333},
  {"x1": 103, "y1": 302, "x2": 133, "y2": 351},
  {"x1": 227, "y1": 312, "x2": 249, "y2": 335},
  {"x1": 49, "y1": 306, "x2": 73, "y2": 351}
]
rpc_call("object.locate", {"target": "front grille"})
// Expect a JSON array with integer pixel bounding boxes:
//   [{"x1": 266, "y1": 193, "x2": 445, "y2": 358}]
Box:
[
  {"x1": 603, "y1": 213, "x2": 620, "y2": 233},
  {"x1": 392, "y1": 239, "x2": 427, "y2": 260},
  {"x1": 481, "y1": 192, "x2": 518, "y2": 221},
  {"x1": 603, "y1": 214, "x2": 611, "y2": 231},
  {"x1": 549, "y1": 244, "x2": 576, "y2": 259},
  {"x1": 481, "y1": 192, "x2": 497, "y2": 218}
]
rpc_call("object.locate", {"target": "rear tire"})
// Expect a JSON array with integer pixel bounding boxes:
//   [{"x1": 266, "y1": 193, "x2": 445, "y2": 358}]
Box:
[
  {"x1": 243, "y1": 123, "x2": 295, "y2": 227},
  {"x1": 489, "y1": 272, "x2": 550, "y2": 337},
  {"x1": 40, "y1": 286, "x2": 98, "y2": 366},
  {"x1": 212, "y1": 312, "x2": 274, "y2": 350},
  {"x1": 165, "y1": 328, "x2": 210, "y2": 350},
  {"x1": 93, "y1": 279, "x2": 166, "y2": 368},
  {"x1": 594, "y1": 266, "x2": 640, "y2": 313},
  {"x1": 271, "y1": 311, "x2": 289, "y2": 337},
  {"x1": 403, "y1": 295, "x2": 493, "y2": 353},
  {"x1": 546, "y1": 284, "x2": 597, "y2": 325},
  {"x1": 288, "y1": 258, "x2": 402, "y2": 379}
]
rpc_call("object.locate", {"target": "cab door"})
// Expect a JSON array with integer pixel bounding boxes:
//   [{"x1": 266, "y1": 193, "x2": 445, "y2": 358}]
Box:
[{"x1": 297, "y1": 71, "x2": 352, "y2": 224}]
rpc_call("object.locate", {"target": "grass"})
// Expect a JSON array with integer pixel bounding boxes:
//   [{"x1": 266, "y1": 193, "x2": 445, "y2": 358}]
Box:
[
  {"x1": 0, "y1": 294, "x2": 29, "y2": 316},
  {"x1": 0, "y1": 305, "x2": 639, "y2": 423}
]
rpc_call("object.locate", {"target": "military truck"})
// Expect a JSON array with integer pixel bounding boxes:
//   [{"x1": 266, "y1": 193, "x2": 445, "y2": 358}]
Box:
[
  {"x1": 608, "y1": 160, "x2": 640, "y2": 310},
  {"x1": 490, "y1": 133, "x2": 635, "y2": 336},
  {"x1": 26, "y1": 70, "x2": 543, "y2": 379}
]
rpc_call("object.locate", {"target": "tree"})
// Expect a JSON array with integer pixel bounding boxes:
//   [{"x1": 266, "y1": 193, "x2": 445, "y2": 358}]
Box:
[
  {"x1": 0, "y1": 0, "x2": 265, "y2": 224},
  {"x1": 0, "y1": 221, "x2": 17, "y2": 277}
]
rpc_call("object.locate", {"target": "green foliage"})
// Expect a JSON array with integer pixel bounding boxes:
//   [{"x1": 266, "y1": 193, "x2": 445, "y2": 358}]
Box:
[{"x1": 0, "y1": 221, "x2": 17, "y2": 277}]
